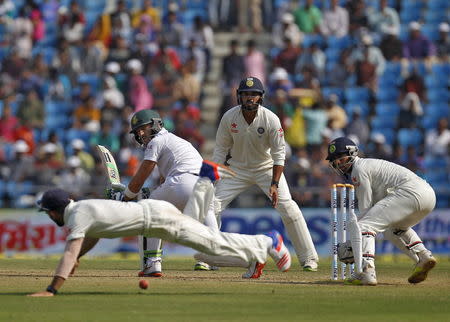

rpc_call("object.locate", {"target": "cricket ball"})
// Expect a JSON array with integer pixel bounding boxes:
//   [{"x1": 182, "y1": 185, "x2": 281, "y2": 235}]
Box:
[{"x1": 139, "y1": 279, "x2": 149, "y2": 289}]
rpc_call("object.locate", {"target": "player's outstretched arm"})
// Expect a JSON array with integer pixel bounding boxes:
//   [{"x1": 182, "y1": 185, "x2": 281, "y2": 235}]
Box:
[
  {"x1": 124, "y1": 160, "x2": 156, "y2": 201},
  {"x1": 28, "y1": 238, "x2": 84, "y2": 297}
]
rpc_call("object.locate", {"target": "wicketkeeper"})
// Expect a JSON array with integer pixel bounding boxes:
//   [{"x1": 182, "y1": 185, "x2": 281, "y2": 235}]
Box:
[{"x1": 327, "y1": 137, "x2": 437, "y2": 285}]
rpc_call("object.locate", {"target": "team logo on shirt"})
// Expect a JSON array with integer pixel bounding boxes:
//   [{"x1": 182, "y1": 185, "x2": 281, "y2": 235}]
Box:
[
  {"x1": 257, "y1": 127, "x2": 265, "y2": 134},
  {"x1": 231, "y1": 123, "x2": 238, "y2": 133},
  {"x1": 278, "y1": 128, "x2": 284, "y2": 137},
  {"x1": 352, "y1": 176, "x2": 360, "y2": 187}
]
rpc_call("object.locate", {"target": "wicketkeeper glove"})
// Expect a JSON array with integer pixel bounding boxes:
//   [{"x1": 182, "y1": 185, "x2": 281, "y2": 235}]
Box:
[{"x1": 337, "y1": 240, "x2": 355, "y2": 264}]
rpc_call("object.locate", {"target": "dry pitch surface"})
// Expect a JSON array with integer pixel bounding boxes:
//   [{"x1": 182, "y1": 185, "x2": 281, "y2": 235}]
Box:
[{"x1": 0, "y1": 256, "x2": 449, "y2": 322}]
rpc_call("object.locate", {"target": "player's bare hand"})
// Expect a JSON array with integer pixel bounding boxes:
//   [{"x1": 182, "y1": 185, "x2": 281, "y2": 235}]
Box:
[
  {"x1": 270, "y1": 186, "x2": 278, "y2": 208},
  {"x1": 27, "y1": 291, "x2": 54, "y2": 297}
]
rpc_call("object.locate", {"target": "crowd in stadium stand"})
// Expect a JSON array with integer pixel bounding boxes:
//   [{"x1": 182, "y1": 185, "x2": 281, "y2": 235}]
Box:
[{"x1": 0, "y1": 0, "x2": 449, "y2": 209}]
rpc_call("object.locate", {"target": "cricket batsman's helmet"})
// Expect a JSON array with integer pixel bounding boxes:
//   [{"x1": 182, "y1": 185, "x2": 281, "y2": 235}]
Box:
[
  {"x1": 130, "y1": 109, "x2": 163, "y2": 145},
  {"x1": 237, "y1": 77, "x2": 265, "y2": 111}
]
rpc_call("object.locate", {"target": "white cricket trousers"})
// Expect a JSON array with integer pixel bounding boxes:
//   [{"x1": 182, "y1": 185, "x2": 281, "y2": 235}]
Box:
[
  {"x1": 140, "y1": 178, "x2": 271, "y2": 265},
  {"x1": 140, "y1": 173, "x2": 219, "y2": 268},
  {"x1": 359, "y1": 179, "x2": 436, "y2": 265},
  {"x1": 209, "y1": 166, "x2": 318, "y2": 265}
]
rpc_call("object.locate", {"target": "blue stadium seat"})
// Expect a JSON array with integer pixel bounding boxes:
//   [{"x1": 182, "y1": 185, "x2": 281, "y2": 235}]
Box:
[
  {"x1": 370, "y1": 115, "x2": 397, "y2": 130},
  {"x1": 302, "y1": 34, "x2": 325, "y2": 48},
  {"x1": 397, "y1": 128, "x2": 423, "y2": 147},
  {"x1": 376, "y1": 87, "x2": 399, "y2": 102},
  {"x1": 375, "y1": 102, "x2": 401, "y2": 117},
  {"x1": 424, "y1": 103, "x2": 450, "y2": 119},
  {"x1": 400, "y1": 9, "x2": 421, "y2": 23},
  {"x1": 78, "y1": 74, "x2": 101, "y2": 93},
  {"x1": 345, "y1": 87, "x2": 370, "y2": 103},
  {"x1": 424, "y1": 74, "x2": 445, "y2": 89},
  {"x1": 326, "y1": 35, "x2": 352, "y2": 49},
  {"x1": 322, "y1": 87, "x2": 345, "y2": 103},
  {"x1": 427, "y1": 89, "x2": 450, "y2": 103},
  {"x1": 427, "y1": 0, "x2": 450, "y2": 10},
  {"x1": 421, "y1": 116, "x2": 440, "y2": 130},
  {"x1": 424, "y1": 155, "x2": 448, "y2": 169},
  {"x1": 424, "y1": 10, "x2": 448, "y2": 24},
  {"x1": 378, "y1": 73, "x2": 401, "y2": 87},
  {"x1": 421, "y1": 24, "x2": 440, "y2": 42},
  {"x1": 344, "y1": 102, "x2": 370, "y2": 119},
  {"x1": 383, "y1": 62, "x2": 402, "y2": 76},
  {"x1": 375, "y1": 128, "x2": 395, "y2": 145}
]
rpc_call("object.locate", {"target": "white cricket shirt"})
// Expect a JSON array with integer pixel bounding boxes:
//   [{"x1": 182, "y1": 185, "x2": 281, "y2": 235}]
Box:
[
  {"x1": 212, "y1": 105, "x2": 286, "y2": 170},
  {"x1": 350, "y1": 157, "x2": 426, "y2": 215},
  {"x1": 144, "y1": 128, "x2": 202, "y2": 178}
]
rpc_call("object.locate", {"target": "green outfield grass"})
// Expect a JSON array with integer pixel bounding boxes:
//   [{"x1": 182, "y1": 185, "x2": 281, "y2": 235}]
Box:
[{"x1": 1, "y1": 257, "x2": 449, "y2": 322}]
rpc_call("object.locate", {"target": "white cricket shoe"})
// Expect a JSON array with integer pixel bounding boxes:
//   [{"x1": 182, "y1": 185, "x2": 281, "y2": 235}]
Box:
[
  {"x1": 302, "y1": 259, "x2": 318, "y2": 272},
  {"x1": 345, "y1": 266, "x2": 377, "y2": 286},
  {"x1": 200, "y1": 160, "x2": 236, "y2": 182},
  {"x1": 242, "y1": 261, "x2": 266, "y2": 279},
  {"x1": 266, "y1": 230, "x2": 291, "y2": 272},
  {"x1": 408, "y1": 251, "x2": 437, "y2": 284},
  {"x1": 138, "y1": 259, "x2": 162, "y2": 277}
]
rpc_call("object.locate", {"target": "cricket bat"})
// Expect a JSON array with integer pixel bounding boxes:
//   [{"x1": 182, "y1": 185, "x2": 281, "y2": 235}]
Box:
[{"x1": 96, "y1": 145, "x2": 124, "y2": 191}]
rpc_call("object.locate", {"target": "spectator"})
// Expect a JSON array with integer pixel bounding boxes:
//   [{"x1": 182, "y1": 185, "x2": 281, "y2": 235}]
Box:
[
  {"x1": 293, "y1": 0, "x2": 322, "y2": 34},
  {"x1": 296, "y1": 66, "x2": 320, "y2": 92},
  {"x1": 1, "y1": 49, "x2": 26, "y2": 79},
  {"x1": 425, "y1": 118, "x2": 450, "y2": 157},
  {"x1": 436, "y1": 22, "x2": 449, "y2": 62},
  {"x1": 267, "y1": 67, "x2": 293, "y2": 96},
  {"x1": 89, "y1": 121, "x2": 120, "y2": 154},
  {"x1": 351, "y1": 34, "x2": 386, "y2": 76},
  {"x1": 181, "y1": 38, "x2": 206, "y2": 83},
  {"x1": 46, "y1": 131, "x2": 65, "y2": 164},
  {"x1": 16, "y1": 89, "x2": 45, "y2": 130},
  {"x1": 244, "y1": 39, "x2": 266, "y2": 85},
  {"x1": 161, "y1": 9, "x2": 183, "y2": 48},
  {"x1": 71, "y1": 139, "x2": 95, "y2": 172},
  {"x1": 320, "y1": 0, "x2": 349, "y2": 38},
  {"x1": 133, "y1": 14, "x2": 157, "y2": 44},
  {"x1": 303, "y1": 102, "x2": 328, "y2": 147},
  {"x1": 0, "y1": 102, "x2": 18, "y2": 142},
  {"x1": 78, "y1": 38, "x2": 104, "y2": 75},
  {"x1": 272, "y1": 12, "x2": 303, "y2": 48},
  {"x1": 345, "y1": 107, "x2": 370, "y2": 147},
  {"x1": 58, "y1": 1, "x2": 85, "y2": 44},
  {"x1": 149, "y1": 41, "x2": 182, "y2": 74},
  {"x1": 237, "y1": 0, "x2": 263, "y2": 33},
  {"x1": 30, "y1": 8, "x2": 45, "y2": 44},
  {"x1": 402, "y1": 145, "x2": 424, "y2": 175},
  {"x1": 222, "y1": 39, "x2": 245, "y2": 90},
  {"x1": 73, "y1": 95, "x2": 101, "y2": 131},
  {"x1": 102, "y1": 75, "x2": 124, "y2": 109},
  {"x1": 7, "y1": 140, "x2": 35, "y2": 183},
  {"x1": 184, "y1": 15, "x2": 214, "y2": 74},
  {"x1": 403, "y1": 22, "x2": 436, "y2": 61},
  {"x1": 87, "y1": 13, "x2": 112, "y2": 48},
  {"x1": 267, "y1": 89, "x2": 294, "y2": 131},
  {"x1": 107, "y1": 35, "x2": 132, "y2": 68},
  {"x1": 34, "y1": 142, "x2": 64, "y2": 185},
  {"x1": 274, "y1": 37, "x2": 302, "y2": 74},
  {"x1": 398, "y1": 71, "x2": 425, "y2": 129},
  {"x1": 365, "y1": 132, "x2": 392, "y2": 160},
  {"x1": 172, "y1": 59, "x2": 201, "y2": 104},
  {"x1": 126, "y1": 58, "x2": 153, "y2": 112},
  {"x1": 347, "y1": 0, "x2": 368, "y2": 38},
  {"x1": 132, "y1": 0, "x2": 161, "y2": 31},
  {"x1": 367, "y1": 0, "x2": 400, "y2": 38},
  {"x1": 324, "y1": 94, "x2": 347, "y2": 131},
  {"x1": 110, "y1": 0, "x2": 132, "y2": 38},
  {"x1": 295, "y1": 42, "x2": 326, "y2": 78},
  {"x1": 151, "y1": 68, "x2": 177, "y2": 111},
  {"x1": 51, "y1": 47, "x2": 80, "y2": 86},
  {"x1": 13, "y1": 120, "x2": 36, "y2": 154},
  {"x1": 58, "y1": 155, "x2": 90, "y2": 200},
  {"x1": 379, "y1": 26, "x2": 403, "y2": 61},
  {"x1": 327, "y1": 48, "x2": 354, "y2": 87}
]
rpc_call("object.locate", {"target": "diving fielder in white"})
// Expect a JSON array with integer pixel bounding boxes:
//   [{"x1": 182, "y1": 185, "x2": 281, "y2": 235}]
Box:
[
  {"x1": 211, "y1": 77, "x2": 318, "y2": 271},
  {"x1": 28, "y1": 161, "x2": 292, "y2": 297},
  {"x1": 125, "y1": 110, "x2": 218, "y2": 276},
  {"x1": 327, "y1": 137, "x2": 437, "y2": 285}
]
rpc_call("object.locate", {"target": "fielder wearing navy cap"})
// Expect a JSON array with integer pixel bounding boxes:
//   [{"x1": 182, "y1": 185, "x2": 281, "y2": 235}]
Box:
[
  {"x1": 236, "y1": 77, "x2": 265, "y2": 111},
  {"x1": 37, "y1": 188, "x2": 71, "y2": 213}
]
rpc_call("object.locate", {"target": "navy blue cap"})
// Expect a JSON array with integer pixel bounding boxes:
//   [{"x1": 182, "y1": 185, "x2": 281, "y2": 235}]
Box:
[
  {"x1": 37, "y1": 188, "x2": 70, "y2": 212},
  {"x1": 237, "y1": 77, "x2": 265, "y2": 94},
  {"x1": 326, "y1": 137, "x2": 359, "y2": 161}
]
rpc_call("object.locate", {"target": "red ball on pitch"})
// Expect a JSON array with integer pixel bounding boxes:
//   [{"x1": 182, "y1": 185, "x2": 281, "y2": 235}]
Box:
[{"x1": 139, "y1": 279, "x2": 149, "y2": 289}]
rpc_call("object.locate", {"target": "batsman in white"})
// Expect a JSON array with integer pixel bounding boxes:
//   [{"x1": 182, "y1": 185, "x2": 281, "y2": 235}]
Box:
[
  {"x1": 327, "y1": 137, "x2": 437, "y2": 286},
  {"x1": 210, "y1": 76, "x2": 319, "y2": 272},
  {"x1": 124, "y1": 109, "x2": 219, "y2": 276},
  {"x1": 28, "y1": 161, "x2": 291, "y2": 297}
]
